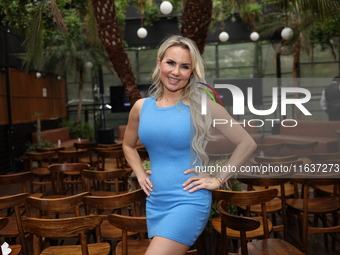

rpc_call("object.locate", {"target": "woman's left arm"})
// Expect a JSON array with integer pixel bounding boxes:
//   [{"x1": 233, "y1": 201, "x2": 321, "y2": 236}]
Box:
[{"x1": 183, "y1": 99, "x2": 257, "y2": 192}]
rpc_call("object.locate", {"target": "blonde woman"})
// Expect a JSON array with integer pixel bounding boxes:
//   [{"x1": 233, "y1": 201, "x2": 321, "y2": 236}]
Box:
[{"x1": 123, "y1": 35, "x2": 256, "y2": 255}]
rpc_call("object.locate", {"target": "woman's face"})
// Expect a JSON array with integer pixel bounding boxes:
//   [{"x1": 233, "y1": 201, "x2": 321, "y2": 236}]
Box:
[{"x1": 157, "y1": 46, "x2": 193, "y2": 94}]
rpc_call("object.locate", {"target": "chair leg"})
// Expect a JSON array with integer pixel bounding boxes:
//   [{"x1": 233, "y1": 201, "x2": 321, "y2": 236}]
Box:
[{"x1": 321, "y1": 214, "x2": 329, "y2": 251}]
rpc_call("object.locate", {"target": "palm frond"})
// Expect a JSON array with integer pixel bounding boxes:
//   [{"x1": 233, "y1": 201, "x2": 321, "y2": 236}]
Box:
[
  {"x1": 50, "y1": 0, "x2": 68, "y2": 34},
  {"x1": 22, "y1": 0, "x2": 46, "y2": 69}
]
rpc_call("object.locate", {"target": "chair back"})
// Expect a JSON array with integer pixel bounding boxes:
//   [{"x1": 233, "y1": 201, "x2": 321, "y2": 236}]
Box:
[
  {"x1": 218, "y1": 200, "x2": 260, "y2": 255},
  {"x1": 83, "y1": 189, "x2": 146, "y2": 216},
  {"x1": 107, "y1": 214, "x2": 147, "y2": 255},
  {"x1": 81, "y1": 169, "x2": 127, "y2": 195},
  {"x1": 74, "y1": 142, "x2": 98, "y2": 166},
  {"x1": 22, "y1": 215, "x2": 103, "y2": 255},
  {"x1": 284, "y1": 141, "x2": 318, "y2": 156},
  {"x1": 0, "y1": 193, "x2": 30, "y2": 255},
  {"x1": 58, "y1": 150, "x2": 89, "y2": 163},
  {"x1": 237, "y1": 172, "x2": 291, "y2": 240},
  {"x1": 26, "y1": 191, "x2": 91, "y2": 217},
  {"x1": 308, "y1": 152, "x2": 340, "y2": 163},
  {"x1": 26, "y1": 151, "x2": 56, "y2": 170},
  {"x1": 48, "y1": 163, "x2": 90, "y2": 195},
  {"x1": 0, "y1": 172, "x2": 34, "y2": 194},
  {"x1": 212, "y1": 188, "x2": 278, "y2": 239},
  {"x1": 96, "y1": 149, "x2": 126, "y2": 171}
]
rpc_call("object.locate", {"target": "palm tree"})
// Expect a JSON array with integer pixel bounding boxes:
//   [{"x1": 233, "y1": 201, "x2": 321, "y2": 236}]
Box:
[
  {"x1": 180, "y1": 0, "x2": 213, "y2": 54},
  {"x1": 91, "y1": 0, "x2": 141, "y2": 105}
]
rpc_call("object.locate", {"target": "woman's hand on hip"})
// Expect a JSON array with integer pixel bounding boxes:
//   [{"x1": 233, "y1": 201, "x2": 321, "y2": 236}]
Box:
[
  {"x1": 182, "y1": 169, "x2": 222, "y2": 192},
  {"x1": 139, "y1": 170, "x2": 153, "y2": 196}
]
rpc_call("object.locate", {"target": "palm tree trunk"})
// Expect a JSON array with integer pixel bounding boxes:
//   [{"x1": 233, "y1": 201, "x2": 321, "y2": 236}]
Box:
[
  {"x1": 91, "y1": 0, "x2": 141, "y2": 105},
  {"x1": 181, "y1": 0, "x2": 213, "y2": 54}
]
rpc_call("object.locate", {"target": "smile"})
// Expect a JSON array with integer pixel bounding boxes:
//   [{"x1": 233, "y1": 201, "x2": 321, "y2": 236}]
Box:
[{"x1": 168, "y1": 77, "x2": 180, "y2": 83}]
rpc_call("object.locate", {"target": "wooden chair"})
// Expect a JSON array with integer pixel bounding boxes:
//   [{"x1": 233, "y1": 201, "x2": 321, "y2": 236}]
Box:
[
  {"x1": 58, "y1": 150, "x2": 88, "y2": 195},
  {"x1": 285, "y1": 174, "x2": 340, "y2": 254},
  {"x1": 0, "y1": 171, "x2": 42, "y2": 198},
  {"x1": 0, "y1": 193, "x2": 30, "y2": 255},
  {"x1": 107, "y1": 214, "x2": 198, "y2": 255},
  {"x1": 251, "y1": 160, "x2": 303, "y2": 198},
  {"x1": 81, "y1": 169, "x2": 130, "y2": 196},
  {"x1": 96, "y1": 149, "x2": 131, "y2": 191},
  {"x1": 48, "y1": 163, "x2": 90, "y2": 196},
  {"x1": 74, "y1": 142, "x2": 98, "y2": 167},
  {"x1": 83, "y1": 189, "x2": 146, "y2": 253},
  {"x1": 212, "y1": 189, "x2": 278, "y2": 254},
  {"x1": 0, "y1": 218, "x2": 22, "y2": 255},
  {"x1": 96, "y1": 149, "x2": 127, "y2": 171},
  {"x1": 237, "y1": 172, "x2": 292, "y2": 240},
  {"x1": 21, "y1": 215, "x2": 110, "y2": 255},
  {"x1": 217, "y1": 200, "x2": 305, "y2": 255},
  {"x1": 25, "y1": 151, "x2": 56, "y2": 194}
]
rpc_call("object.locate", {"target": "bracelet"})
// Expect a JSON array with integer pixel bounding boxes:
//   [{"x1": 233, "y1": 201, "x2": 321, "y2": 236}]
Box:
[{"x1": 216, "y1": 177, "x2": 223, "y2": 188}]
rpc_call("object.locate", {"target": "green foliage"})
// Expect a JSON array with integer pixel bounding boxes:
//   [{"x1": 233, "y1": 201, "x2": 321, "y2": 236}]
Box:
[
  {"x1": 23, "y1": 140, "x2": 54, "y2": 154},
  {"x1": 309, "y1": 17, "x2": 340, "y2": 51},
  {"x1": 59, "y1": 120, "x2": 94, "y2": 140},
  {"x1": 142, "y1": 160, "x2": 151, "y2": 171}
]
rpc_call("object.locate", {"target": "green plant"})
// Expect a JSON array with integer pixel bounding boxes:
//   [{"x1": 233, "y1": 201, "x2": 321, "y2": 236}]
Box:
[
  {"x1": 23, "y1": 140, "x2": 54, "y2": 156},
  {"x1": 59, "y1": 120, "x2": 94, "y2": 140}
]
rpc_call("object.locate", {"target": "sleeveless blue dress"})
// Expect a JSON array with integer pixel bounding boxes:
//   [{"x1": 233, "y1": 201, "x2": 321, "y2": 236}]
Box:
[{"x1": 138, "y1": 97, "x2": 212, "y2": 246}]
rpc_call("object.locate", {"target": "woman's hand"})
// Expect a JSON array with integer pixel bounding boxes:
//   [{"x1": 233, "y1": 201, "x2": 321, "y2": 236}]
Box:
[
  {"x1": 182, "y1": 169, "x2": 225, "y2": 192},
  {"x1": 139, "y1": 170, "x2": 153, "y2": 196}
]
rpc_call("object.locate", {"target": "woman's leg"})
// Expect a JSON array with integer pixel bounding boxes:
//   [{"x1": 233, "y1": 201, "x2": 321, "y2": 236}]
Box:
[{"x1": 145, "y1": 236, "x2": 190, "y2": 255}]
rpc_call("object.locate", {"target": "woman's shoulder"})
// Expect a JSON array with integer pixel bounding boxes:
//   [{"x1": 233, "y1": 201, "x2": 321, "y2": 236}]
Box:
[{"x1": 131, "y1": 97, "x2": 154, "y2": 112}]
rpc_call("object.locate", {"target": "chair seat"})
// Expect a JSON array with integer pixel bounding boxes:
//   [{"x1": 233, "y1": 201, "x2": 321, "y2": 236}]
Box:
[
  {"x1": 101, "y1": 220, "x2": 137, "y2": 240},
  {"x1": 244, "y1": 238, "x2": 305, "y2": 255},
  {"x1": 0, "y1": 217, "x2": 18, "y2": 237},
  {"x1": 8, "y1": 244, "x2": 22, "y2": 255},
  {"x1": 212, "y1": 216, "x2": 273, "y2": 239},
  {"x1": 243, "y1": 197, "x2": 282, "y2": 214},
  {"x1": 41, "y1": 242, "x2": 111, "y2": 255},
  {"x1": 286, "y1": 197, "x2": 339, "y2": 213},
  {"x1": 115, "y1": 239, "x2": 150, "y2": 255}
]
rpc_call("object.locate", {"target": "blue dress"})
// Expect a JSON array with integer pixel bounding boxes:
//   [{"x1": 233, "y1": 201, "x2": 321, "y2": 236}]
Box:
[{"x1": 138, "y1": 97, "x2": 212, "y2": 246}]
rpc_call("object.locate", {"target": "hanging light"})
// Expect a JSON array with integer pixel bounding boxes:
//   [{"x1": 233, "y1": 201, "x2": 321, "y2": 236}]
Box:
[
  {"x1": 137, "y1": 27, "x2": 148, "y2": 39},
  {"x1": 250, "y1": 32, "x2": 260, "y2": 42},
  {"x1": 219, "y1": 31, "x2": 229, "y2": 42},
  {"x1": 85, "y1": 61, "x2": 93, "y2": 69},
  {"x1": 57, "y1": 76, "x2": 62, "y2": 80},
  {"x1": 36, "y1": 72, "x2": 42, "y2": 78},
  {"x1": 281, "y1": 27, "x2": 293, "y2": 40},
  {"x1": 160, "y1": 1, "x2": 173, "y2": 15}
]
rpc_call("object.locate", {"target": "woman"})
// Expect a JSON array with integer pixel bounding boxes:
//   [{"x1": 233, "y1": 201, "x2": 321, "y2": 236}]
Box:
[{"x1": 123, "y1": 35, "x2": 256, "y2": 255}]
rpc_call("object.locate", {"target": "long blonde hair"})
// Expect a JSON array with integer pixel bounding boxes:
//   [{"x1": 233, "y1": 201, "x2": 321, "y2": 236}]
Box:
[{"x1": 149, "y1": 35, "x2": 215, "y2": 166}]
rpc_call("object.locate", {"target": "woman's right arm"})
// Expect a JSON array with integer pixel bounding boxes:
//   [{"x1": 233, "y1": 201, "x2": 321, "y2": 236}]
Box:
[{"x1": 122, "y1": 98, "x2": 153, "y2": 196}]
